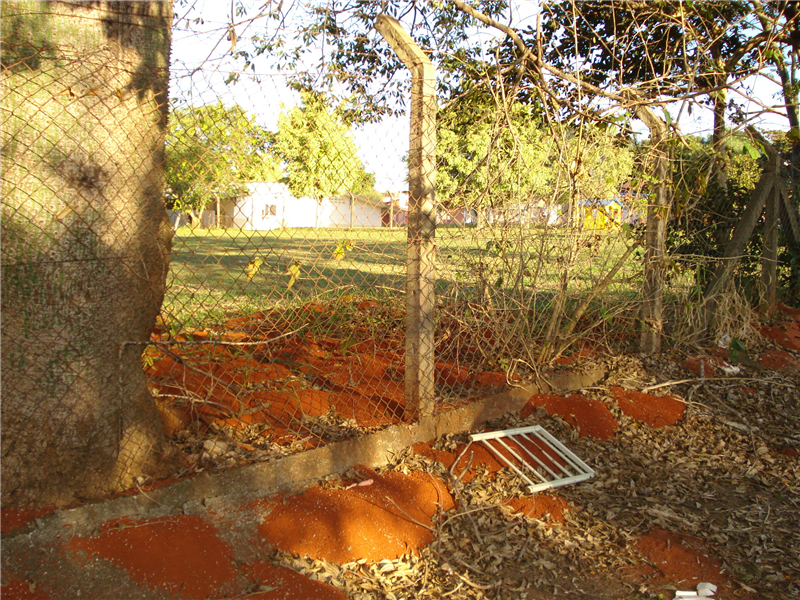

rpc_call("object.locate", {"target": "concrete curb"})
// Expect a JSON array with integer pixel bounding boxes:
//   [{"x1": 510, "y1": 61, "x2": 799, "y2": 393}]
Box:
[{"x1": 6, "y1": 369, "x2": 604, "y2": 538}]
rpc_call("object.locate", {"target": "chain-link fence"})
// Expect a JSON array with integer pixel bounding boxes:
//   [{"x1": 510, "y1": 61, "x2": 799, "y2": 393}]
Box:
[
  {"x1": 150, "y1": 31, "x2": 648, "y2": 484},
  {"x1": 3, "y1": 1, "x2": 793, "y2": 508},
  {"x1": 2, "y1": 1, "x2": 175, "y2": 507}
]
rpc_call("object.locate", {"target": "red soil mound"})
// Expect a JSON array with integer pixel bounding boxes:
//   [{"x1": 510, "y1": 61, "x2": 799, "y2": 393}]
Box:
[
  {"x1": 412, "y1": 441, "x2": 573, "y2": 523},
  {"x1": 680, "y1": 355, "x2": 728, "y2": 377},
  {"x1": 412, "y1": 440, "x2": 529, "y2": 484},
  {"x1": 450, "y1": 443, "x2": 507, "y2": 481},
  {"x1": 256, "y1": 466, "x2": 454, "y2": 563},
  {"x1": 760, "y1": 321, "x2": 800, "y2": 351},
  {"x1": 521, "y1": 393, "x2": 619, "y2": 439},
  {"x1": 1, "y1": 506, "x2": 57, "y2": 535},
  {"x1": 609, "y1": 386, "x2": 685, "y2": 427},
  {"x1": 635, "y1": 527, "x2": 754, "y2": 598},
  {"x1": 67, "y1": 515, "x2": 240, "y2": 600},
  {"x1": 411, "y1": 441, "x2": 458, "y2": 470},
  {"x1": 757, "y1": 348, "x2": 800, "y2": 371},
  {"x1": 146, "y1": 307, "x2": 514, "y2": 437}
]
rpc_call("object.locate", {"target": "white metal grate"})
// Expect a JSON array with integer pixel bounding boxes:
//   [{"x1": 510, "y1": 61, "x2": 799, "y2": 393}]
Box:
[{"x1": 467, "y1": 425, "x2": 596, "y2": 493}]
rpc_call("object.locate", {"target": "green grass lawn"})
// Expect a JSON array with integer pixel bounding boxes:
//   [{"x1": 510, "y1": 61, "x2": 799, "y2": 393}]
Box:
[{"x1": 163, "y1": 224, "x2": 644, "y2": 330}]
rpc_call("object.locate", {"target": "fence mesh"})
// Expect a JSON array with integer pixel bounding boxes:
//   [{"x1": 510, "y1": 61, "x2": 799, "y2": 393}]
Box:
[
  {"x1": 1, "y1": 1, "x2": 174, "y2": 506},
  {"x1": 2, "y1": 1, "x2": 789, "y2": 508}
]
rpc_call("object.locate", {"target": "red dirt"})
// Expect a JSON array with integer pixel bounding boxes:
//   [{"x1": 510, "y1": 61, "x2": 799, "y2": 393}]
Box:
[
  {"x1": 412, "y1": 441, "x2": 458, "y2": 469},
  {"x1": 755, "y1": 304, "x2": 800, "y2": 368},
  {"x1": 635, "y1": 527, "x2": 754, "y2": 598},
  {"x1": 760, "y1": 322, "x2": 800, "y2": 351},
  {"x1": 554, "y1": 344, "x2": 599, "y2": 365},
  {"x1": 1, "y1": 506, "x2": 58, "y2": 534},
  {"x1": 67, "y1": 515, "x2": 240, "y2": 600},
  {"x1": 451, "y1": 443, "x2": 506, "y2": 479},
  {"x1": 413, "y1": 437, "x2": 571, "y2": 492},
  {"x1": 412, "y1": 440, "x2": 523, "y2": 483},
  {"x1": 758, "y1": 348, "x2": 800, "y2": 371},
  {"x1": 6, "y1": 302, "x2": 796, "y2": 599},
  {"x1": 521, "y1": 393, "x2": 619, "y2": 439},
  {"x1": 146, "y1": 307, "x2": 513, "y2": 436},
  {"x1": 609, "y1": 386, "x2": 685, "y2": 427},
  {"x1": 240, "y1": 561, "x2": 347, "y2": 600},
  {"x1": 759, "y1": 304, "x2": 800, "y2": 351},
  {"x1": 775, "y1": 302, "x2": 800, "y2": 317},
  {"x1": 504, "y1": 494, "x2": 571, "y2": 523},
  {"x1": 680, "y1": 355, "x2": 727, "y2": 377},
  {"x1": 0, "y1": 578, "x2": 55, "y2": 600},
  {"x1": 255, "y1": 466, "x2": 455, "y2": 563}
]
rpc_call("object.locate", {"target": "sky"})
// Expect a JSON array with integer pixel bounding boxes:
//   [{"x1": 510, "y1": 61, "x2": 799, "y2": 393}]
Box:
[
  {"x1": 170, "y1": 0, "x2": 412, "y2": 191},
  {"x1": 169, "y1": 1, "x2": 791, "y2": 192}
]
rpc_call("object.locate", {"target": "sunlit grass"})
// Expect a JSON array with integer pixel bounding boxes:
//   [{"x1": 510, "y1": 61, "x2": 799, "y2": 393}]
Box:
[{"x1": 163, "y1": 224, "x2": 644, "y2": 329}]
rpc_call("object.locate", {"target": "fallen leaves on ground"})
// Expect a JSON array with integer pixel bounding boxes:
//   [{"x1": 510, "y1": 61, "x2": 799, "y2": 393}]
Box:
[{"x1": 258, "y1": 349, "x2": 799, "y2": 600}]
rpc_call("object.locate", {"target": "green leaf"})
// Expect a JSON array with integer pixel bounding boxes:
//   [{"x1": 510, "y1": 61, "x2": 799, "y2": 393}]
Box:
[
  {"x1": 742, "y1": 142, "x2": 761, "y2": 160},
  {"x1": 728, "y1": 337, "x2": 746, "y2": 362}
]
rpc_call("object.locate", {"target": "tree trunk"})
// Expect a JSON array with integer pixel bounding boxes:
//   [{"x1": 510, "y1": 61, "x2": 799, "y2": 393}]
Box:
[
  {"x1": 634, "y1": 107, "x2": 670, "y2": 354},
  {"x1": 773, "y1": 54, "x2": 800, "y2": 295},
  {"x1": 696, "y1": 168, "x2": 775, "y2": 336},
  {"x1": 709, "y1": 86, "x2": 728, "y2": 188},
  {"x1": 707, "y1": 44, "x2": 728, "y2": 189},
  {"x1": 1, "y1": 1, "x2": 175, "y2": 507}
]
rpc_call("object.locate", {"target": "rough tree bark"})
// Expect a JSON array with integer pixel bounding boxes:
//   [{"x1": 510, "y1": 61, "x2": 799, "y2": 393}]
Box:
[{"x1": 1, "y1": 1, "x2": 175, "y2": 507}]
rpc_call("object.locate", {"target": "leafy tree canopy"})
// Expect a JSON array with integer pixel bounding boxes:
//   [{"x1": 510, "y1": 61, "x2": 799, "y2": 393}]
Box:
[
  {"x1": 437, "y1": 100, "x2": 553, "y2": 209},
  {"x1": 438, "y1": 94, "x2": 633, "y2": 210},
  {"x1": 273, "y1": 91, "x2": 378, "y2": 199},
  {"x1": 166, "y1": 100, "x2": 280, "y2": 216},
  {"x1": 241, "y1": 0, "x2": 511, "y2": 123},
  {"x1": 563, "y1": 125, "x2": 635, "y2": 203}
]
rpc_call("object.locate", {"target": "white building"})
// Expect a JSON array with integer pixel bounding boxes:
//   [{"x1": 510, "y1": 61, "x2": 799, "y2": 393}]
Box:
[{"x1": 222, "y1": 182, "x2": 385, "y2": 230}]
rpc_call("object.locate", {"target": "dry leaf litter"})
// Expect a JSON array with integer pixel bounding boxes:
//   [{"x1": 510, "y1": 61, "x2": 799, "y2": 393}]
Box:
[{"x1": 241, "y1": 351, "x2": 800, "y2": 600}]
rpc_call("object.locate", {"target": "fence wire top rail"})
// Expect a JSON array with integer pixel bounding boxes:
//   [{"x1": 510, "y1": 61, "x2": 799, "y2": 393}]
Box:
[{"x1": 469, "y1": 425, "x2": 596, "y2": 493}]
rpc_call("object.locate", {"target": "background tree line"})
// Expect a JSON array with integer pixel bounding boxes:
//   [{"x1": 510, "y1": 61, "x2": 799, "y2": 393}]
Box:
[{"x1": 166, "y1": 91, "x2": 380, "y2": 224}]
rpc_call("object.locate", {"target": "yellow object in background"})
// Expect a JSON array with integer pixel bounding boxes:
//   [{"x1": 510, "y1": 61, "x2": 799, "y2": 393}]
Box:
[
  {"x1": 285, "y1": 261, "x2": 302, "y2": 290},
  {"x1": 244, "y1": 257, "x2": 263, "y2": 281}
]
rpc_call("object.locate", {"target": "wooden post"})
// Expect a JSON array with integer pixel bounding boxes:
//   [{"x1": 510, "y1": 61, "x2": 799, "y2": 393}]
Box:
[
  {"x1": 761, "y1": 186, "x2": 779, "y2": 312},
  {"x1": 376, "y1": 14, "x2": 436, "y2": 420}
]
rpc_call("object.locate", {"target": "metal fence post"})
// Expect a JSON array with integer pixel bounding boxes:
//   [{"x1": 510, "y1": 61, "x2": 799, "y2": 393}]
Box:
[{"x1": 375, "y1": 14, "x2": 436, "y2": 420}]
